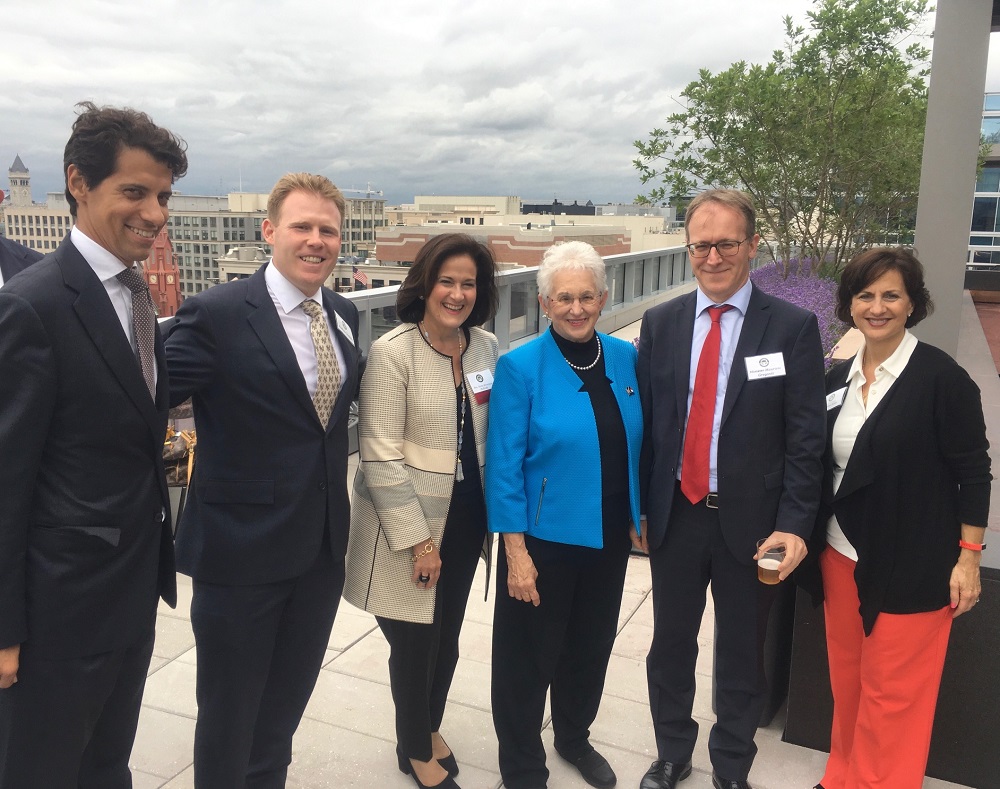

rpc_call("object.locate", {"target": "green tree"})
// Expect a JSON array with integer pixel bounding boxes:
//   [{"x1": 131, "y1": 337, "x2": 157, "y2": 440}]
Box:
[{"x1": 634, "y1": 0, "x2": 930, "y2": 274}]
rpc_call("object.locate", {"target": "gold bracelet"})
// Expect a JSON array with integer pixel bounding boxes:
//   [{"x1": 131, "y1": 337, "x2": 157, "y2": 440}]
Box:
[{"x1": 411, "y1": 540, "x2": 435, "y2": 562}]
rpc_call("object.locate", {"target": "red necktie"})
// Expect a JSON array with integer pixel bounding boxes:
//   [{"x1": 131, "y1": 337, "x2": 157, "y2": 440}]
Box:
[{"x1": 681, "y1": 304, "x2": 733, "y2": 504}]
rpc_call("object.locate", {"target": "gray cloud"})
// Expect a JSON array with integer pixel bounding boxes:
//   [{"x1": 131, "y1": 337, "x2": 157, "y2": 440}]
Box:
[{"x1": 0, "y1": 1, "x2": 962, "y2": 205}]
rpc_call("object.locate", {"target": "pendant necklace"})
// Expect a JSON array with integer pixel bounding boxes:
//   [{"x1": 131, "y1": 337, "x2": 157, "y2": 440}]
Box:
[{"x1": 421, "y1": 321, "x2": 467, "y2": 481}]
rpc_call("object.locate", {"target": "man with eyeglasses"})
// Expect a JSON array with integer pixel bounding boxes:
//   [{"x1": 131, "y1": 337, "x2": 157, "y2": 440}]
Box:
[{"x1": 633, "y1": 189, "x2": 826, "y2": 789}]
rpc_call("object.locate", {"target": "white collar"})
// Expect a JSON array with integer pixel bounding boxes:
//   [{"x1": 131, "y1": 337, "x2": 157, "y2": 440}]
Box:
[{"x1": 265, "y1": 260, "x2": 322, "y2": 315}]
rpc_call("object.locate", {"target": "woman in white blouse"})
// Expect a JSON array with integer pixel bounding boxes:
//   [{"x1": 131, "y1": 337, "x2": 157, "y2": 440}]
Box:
[{"x1": 799, "y1": 247, "x2": 990, "y2": 789}]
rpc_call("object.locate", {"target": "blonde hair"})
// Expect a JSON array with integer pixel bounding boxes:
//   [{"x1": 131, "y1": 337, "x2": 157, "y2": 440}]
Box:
[{"x1": 267, "y1": 173, "x2": 346, "y2": 223}]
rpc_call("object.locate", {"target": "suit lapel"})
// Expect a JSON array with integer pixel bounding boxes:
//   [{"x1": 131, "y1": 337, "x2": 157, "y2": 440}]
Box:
[
  {"x1": 673, "y1": 294, "x2": 696, "y2": 427},
  {"x1": 59, "y1": 240, "x2": 163, "y2": 440},
  {"x1": 324, "y1": 290, "x2": 359, "y2": 433},
  {"x1": 721, "y1": 286, "x2": 770, "y2": 426},
  {"x1": 245, "y1": 264, "x2": 320, "y2": 426}
]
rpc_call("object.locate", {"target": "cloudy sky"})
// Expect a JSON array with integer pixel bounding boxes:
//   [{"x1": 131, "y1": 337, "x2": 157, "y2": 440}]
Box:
[{"x1": 1, "y1": 1, "x2": 991, "y2": 205}]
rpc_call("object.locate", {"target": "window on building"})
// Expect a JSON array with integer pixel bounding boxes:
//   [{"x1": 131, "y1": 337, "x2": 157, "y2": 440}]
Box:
[
  {"x1": 972, "y1": 197, "x2": 998, "y2": 232},
  {"x1": 977, "y1": 165, "x2": 1000, "y2": 193}
]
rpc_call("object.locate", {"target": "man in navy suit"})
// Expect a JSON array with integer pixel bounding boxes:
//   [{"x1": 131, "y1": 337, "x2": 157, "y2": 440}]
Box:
[
  {"x1": 165, "y1": 172, "x2": 360, "y2": 787},
  {"x1": 0, "y1": 102, "x2": 183, "y2": 787},
  {"x1": 636, "y1": 189, "x2": 826, "y2": 789},
  {"x1": 0, "y1": 235, "x2": 43, "y2": 287}
]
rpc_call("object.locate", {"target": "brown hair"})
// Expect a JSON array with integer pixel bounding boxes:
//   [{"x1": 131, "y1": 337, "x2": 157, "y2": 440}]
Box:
[
  {"x1": 836, "y1": 247, "x2": 933, "y2": 327},
  {"x1": 396, "y1": 234, "x2": 499, "y2": 327}
]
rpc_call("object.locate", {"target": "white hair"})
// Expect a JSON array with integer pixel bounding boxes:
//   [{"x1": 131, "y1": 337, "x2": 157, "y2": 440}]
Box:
[{"x1": 536, "y1": 241, "x2": 607, "y2": 299}]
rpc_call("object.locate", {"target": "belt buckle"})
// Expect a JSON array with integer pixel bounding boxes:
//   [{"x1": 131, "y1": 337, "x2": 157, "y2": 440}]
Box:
[{"x1": 704, "y1": 492, "x2": 719, "y2": 509}]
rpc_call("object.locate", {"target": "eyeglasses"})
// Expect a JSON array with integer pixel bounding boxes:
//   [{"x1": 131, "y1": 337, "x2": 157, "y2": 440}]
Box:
[
  {"x1": 686, "y1": 239, "x2": 749, "y2": 258},
  {"x1": 549, "y1": 292, "x2": 601, "y2": 307}
]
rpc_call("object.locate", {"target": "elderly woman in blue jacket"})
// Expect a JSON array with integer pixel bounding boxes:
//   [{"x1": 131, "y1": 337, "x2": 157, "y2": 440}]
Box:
[{"x1": 486, "y1": 241, "x2": 643, "y2": 789}]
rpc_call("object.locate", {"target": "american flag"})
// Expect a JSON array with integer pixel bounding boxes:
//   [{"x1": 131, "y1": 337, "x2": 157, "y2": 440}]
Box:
[{"x1": 352, "y1": 266, "x2": 369, "y2": 288}]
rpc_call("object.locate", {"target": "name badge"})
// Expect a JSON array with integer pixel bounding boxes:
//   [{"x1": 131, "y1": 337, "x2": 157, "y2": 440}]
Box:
[
  {"x1": 466, "y1": 369, "x2": 494, "y2": 404},
  {"x1": 335, "y1": 313, "x2": 355, "y2": 346},
  {"x1": 744, "y1": 352, "x2": 786, "y2": 380},
  {"x1": 826, "y1": 387, "x2": 847, "y2": 410}
]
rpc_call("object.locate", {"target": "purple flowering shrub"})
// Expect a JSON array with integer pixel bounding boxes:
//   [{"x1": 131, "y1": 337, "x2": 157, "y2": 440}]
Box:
[
  {"x1": 750, "y1": 259, "x2": 846, "y2": 364},
  {"x1": 631, "y1": 259, "x2": 846, "y2": 365}
]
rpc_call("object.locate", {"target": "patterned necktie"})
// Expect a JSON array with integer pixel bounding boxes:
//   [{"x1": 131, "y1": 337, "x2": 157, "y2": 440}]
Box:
[
  {"x1": 116, "y1": 266, "x2": 157, "y2": 400},
  {"x1": 681, "y1": 304, "x2": 733, "y2": 504},
  {"x1": 301, "y1": 299, "x2": 341, "y2": 429}
]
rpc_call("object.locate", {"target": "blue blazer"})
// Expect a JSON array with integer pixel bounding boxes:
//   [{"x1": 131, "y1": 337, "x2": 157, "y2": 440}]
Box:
[
  {"x1": 486, "y1": 330, "x2": 643, "y2": 548},
  {"x1": 165, "y1": 263, "x2": 360, "y2": 584}
]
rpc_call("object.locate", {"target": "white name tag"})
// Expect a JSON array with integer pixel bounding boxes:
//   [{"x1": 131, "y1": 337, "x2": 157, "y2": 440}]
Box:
[
  {"x1": 466, "y1": 369, "x2": 494, "y2": 404},
  {"x1": 744, "y1": 352, "x2": 786, "y2": 380},
  {"x1": 335, "y1": 313, "x2": 355, "y2": 346},
  {"x1": 826, "y1": 387, "x2": 847, "y2": 410}
]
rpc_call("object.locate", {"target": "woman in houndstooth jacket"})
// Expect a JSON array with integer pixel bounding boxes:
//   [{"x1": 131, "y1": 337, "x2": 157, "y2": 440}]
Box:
[{"x1": 344, "y1": 233, "x2": 499, "y2": 789}]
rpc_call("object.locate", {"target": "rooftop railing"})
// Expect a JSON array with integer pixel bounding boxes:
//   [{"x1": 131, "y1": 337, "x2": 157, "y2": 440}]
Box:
[{"x1": 342, "y1": 244, "x2": 693, "y2": 355}]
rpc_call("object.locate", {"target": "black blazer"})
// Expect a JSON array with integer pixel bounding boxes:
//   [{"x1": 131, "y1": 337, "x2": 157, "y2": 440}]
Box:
[
  {"x1": 638, "y1": 285, "x2": 827, "y2": 561},
  {"x1": 164, "y1": 263, "x2": 360, "y2": 585},
  {"x1": 799, "y1": 341, "x2": 991, "y2": 634},
  {"x1": 0, "y1": 236, "x2": 43, "y2": 284},
  {"x1": 0, "y1": 237, "x2": 176, "y2": 658}
]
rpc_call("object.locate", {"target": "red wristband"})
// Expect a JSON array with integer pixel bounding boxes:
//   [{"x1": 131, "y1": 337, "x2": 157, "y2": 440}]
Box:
[{"x1": 959, "y1": 540, "x2": 985, "y2": 552}]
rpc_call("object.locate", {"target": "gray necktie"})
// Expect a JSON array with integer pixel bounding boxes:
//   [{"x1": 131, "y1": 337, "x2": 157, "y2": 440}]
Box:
[
  {"x1": 116, "y1": 266, "x2": 156, "y2": 400},
  {"x1": 301, "y1": 299, "x2": 342, "y2": 429}
]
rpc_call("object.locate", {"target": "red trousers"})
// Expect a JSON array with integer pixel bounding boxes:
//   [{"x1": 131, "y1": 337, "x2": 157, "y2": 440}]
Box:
[{"x1": 819, "y1": 547, "x2": 952, "y2": 789}]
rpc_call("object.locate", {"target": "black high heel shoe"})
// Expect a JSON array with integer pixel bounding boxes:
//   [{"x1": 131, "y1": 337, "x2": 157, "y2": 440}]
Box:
[
  {"x1": 437, "y1": 750, "x2": 459, "y2": 778},
  {"x1": 396, "y1": 750, "x2": 462, "y2": 789}
]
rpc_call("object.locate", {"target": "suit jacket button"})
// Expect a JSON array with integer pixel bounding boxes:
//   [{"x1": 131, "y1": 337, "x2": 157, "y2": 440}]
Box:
[{"x1": 319, "y1": 482, "x2": 328, "y2": 491}]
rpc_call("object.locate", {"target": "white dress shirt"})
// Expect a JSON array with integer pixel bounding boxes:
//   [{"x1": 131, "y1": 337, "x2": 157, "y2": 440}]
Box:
[
  {"x1": 827, "y1": 330, "x2": 918, "y2": 560},
  {"x1": 679, "y1": 278, "x2": 753, "y2": 492},
  {"x1": 71, "y1": 226, "x2": 137, "y2": 349},
  {"x1": 264, "y1": 262, "x2": 348, "y2": 399}
]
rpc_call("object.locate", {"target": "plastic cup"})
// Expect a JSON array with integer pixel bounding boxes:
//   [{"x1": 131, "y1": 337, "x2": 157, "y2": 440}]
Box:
[{"x1": 756, "y1": 539, "x2": 786, "y2": 585}]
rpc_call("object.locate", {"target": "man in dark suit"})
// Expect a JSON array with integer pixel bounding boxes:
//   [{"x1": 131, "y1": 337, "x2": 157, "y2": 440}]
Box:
[
  {"x1": 0, "y1": 102, "x2": 184, "y2": 787},
  {"x1": 635, "y1": 189, "x2": 826, "y2": 789},
  {"x1": 0, "y1": 235, "x2": 43, "y2": 287},
  {"x1": 165, "y1": 172, "x2": 360, "y2": 787}
]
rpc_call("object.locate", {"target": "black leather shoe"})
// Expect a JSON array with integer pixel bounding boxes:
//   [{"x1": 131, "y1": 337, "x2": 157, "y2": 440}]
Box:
[
  {"x1": 711, "y1": 773, "x2": 752, "y2": 789},
  {"x1": 639, "y1": 760, "x2": 692, "y2": 789},
  {"x1": 557, "y1": 746, "x2": 616, "y2": 788}
]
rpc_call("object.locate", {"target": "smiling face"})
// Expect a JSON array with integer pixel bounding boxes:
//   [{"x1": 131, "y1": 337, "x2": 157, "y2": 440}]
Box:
[
  {"x1": 421, "y1": 254, "x2": 478, "y2": 336},
  {"x1": 540, "y1": 268, "x2": 608, "y2": 343},
  {"x1": 67, "y1": 146, "x2": 173, "y2": 264},
  {"x1": 851, "y1": 267, "x2": 912, "y2": 352},
  {"x1": 262, "y1": 189, "x2": 343, "y2": 296},
  {"x1": 687, "y1": 202, "x2": 759, "y2": 303}
]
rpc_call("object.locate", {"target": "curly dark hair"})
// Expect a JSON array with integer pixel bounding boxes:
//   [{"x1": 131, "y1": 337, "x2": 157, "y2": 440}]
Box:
[
  {"x1": 64, "y1": 101, "x2": 188, "y2": 217},
  {"x1": 836, "y1": 247, "x2": 933, "y2": 328},
  {"x1": 396, "y1": 234, "x2": 499, "y2": 327}
]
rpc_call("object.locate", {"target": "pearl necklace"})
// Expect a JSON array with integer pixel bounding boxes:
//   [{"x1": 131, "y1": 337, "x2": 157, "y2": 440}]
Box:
[{"x1": 563, "y1": 335, "x2": 602, "y2": 371}]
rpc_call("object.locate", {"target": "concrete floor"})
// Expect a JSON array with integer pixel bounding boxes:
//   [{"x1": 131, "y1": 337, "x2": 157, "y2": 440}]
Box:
[
  {"x1": 129, "y1": 525, "x2": 969, "y2": 787},
  {"x1": 127, "y1": 301, "x2": 997, "y2": 788}
]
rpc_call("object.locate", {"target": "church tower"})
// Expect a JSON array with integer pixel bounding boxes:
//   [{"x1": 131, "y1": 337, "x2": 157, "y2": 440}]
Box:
[{"x1": 8, "y1": 155, "x2": 32, "y2": 207}]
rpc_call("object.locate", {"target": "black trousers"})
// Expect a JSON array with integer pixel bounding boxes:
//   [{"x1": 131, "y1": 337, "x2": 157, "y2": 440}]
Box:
[
  {"x1": 190, "y1": 541, "x2": 344, "y2": 789},
  {"x1": 0, "y1": 627, "x2": 155, "y2": 788},
  {"x1": 645, "y1": 489, "x2": 778, "y2": 780},
  {"x1": 377, "y1": 492, "x2": 486, "y2": 763},
  {"x1": 491, "y1": 525, "x2": 630, "y2": 789}
]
